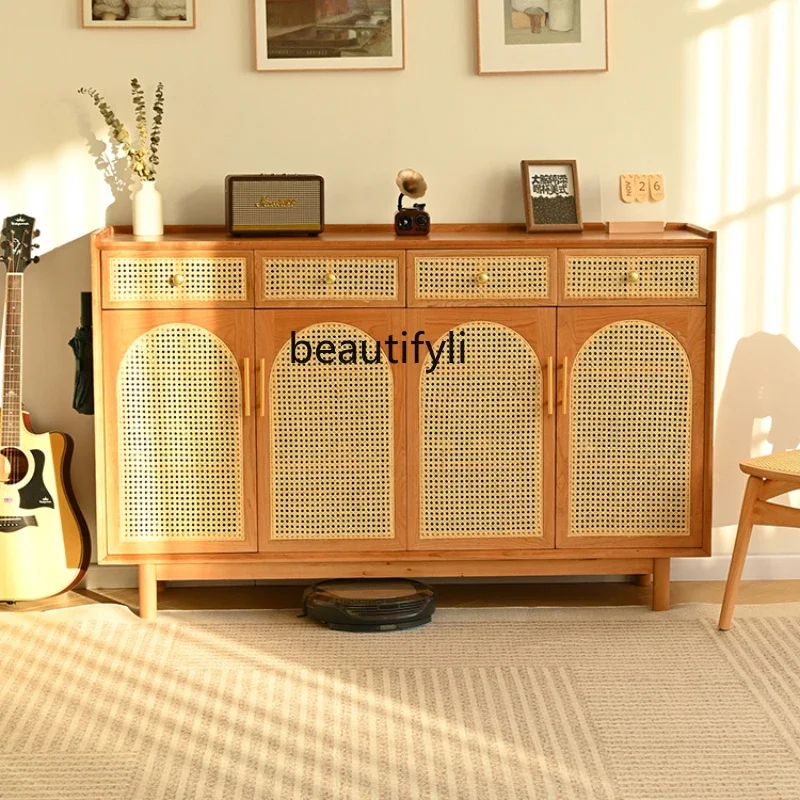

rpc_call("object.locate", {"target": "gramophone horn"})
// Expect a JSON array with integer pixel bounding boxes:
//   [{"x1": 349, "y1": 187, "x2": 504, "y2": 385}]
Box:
[{"x1": 396, "y1": 169, "x2": 427, "y2": 199}]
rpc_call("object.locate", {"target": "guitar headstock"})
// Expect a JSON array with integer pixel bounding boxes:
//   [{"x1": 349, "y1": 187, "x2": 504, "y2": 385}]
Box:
[{"x1": 1, "y1": 214, "x2": 41, "y2": 274}]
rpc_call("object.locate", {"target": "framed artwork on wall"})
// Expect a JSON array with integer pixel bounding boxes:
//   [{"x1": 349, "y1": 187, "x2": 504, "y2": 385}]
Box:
[
  {"x1": 477, "y1": 0, "x2": 608, "y2": 75},
  {"x1": 82, "y1": 0, "x2": 196, "y2": 27},
  {"x1": 254, "y1": 0, "x2": 404, "y2": 72},
  {"x1": 521, "y1": 160, "x2": 583, "y2": 232}
]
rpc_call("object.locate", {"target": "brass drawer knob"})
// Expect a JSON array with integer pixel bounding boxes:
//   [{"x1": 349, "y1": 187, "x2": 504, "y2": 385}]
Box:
[
  {"x1": 627, "y1": 270, "x2": 641, "y2": 285},
  {"x1": 476, "y1": 271, "x2": 490, "y2": 286},
  {"x1": 169, "y1": 273, "x2": 186, "y2": 288},
  {"x1": 325, "y1": 270, "x2": 337, "y2": 285}
]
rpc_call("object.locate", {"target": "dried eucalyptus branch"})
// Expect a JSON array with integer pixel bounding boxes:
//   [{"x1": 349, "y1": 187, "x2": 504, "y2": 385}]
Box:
[
  {"x1": 78, "y1": 79, "x2": 165, "y2": 182},
  {"x1": 150, "y1": 83, "x2": 165, "y2": 168}
]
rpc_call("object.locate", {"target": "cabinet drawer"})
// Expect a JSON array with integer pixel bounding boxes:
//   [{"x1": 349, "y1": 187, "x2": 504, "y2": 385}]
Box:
[
  {"x1": 103, "y1": 252, "x2": 252, "y2": 308},
  {"x1": 410, "y1": 250, "x2": 555, "y2": 306},
  {"x1": 256, "y1": 251, "x2": 403, "y2": 307},
  {"x1": 560, "y1": 249, "x2": 706, "y2": 304}
]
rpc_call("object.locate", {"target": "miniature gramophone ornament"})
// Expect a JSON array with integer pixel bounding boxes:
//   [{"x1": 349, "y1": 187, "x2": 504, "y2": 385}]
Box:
[{"x1": 394, "y1": 169, "x2": 431, "y2": 236}]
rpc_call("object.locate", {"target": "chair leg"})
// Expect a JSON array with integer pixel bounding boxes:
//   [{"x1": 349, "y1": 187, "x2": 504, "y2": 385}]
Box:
[{"x1": 718, "y1": 475, "x2": 762, "y2": 631}]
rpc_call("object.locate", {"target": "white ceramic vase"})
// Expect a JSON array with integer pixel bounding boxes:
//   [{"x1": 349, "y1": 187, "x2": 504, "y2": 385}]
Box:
[
  {"x1": 549, "y1": 0, "x2": 575, "y2": 32},
  {"x1": 133, "y1": 181, "x2": 164, "y2": 237}
]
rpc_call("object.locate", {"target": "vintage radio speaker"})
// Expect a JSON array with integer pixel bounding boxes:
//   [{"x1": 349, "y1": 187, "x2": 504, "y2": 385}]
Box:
[
  {"x1": 225, "y1": 174, "x2": 324, "y2": 236},
  {"x1": 302, "y1": 579, "x2": 436, "y2": 632}
]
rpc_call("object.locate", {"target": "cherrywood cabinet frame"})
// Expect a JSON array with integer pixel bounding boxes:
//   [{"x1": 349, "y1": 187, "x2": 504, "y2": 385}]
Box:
[{"x1": 90, "y1": 224, "x2": 716, "y2": 618}]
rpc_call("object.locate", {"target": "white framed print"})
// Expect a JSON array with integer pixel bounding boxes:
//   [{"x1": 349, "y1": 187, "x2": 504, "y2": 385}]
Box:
[
  {"x1": 82, "y1": 0, "x2": 196, "y2": 27},
  {"x1": 477, "y1": 0, "x2": 608, "y2": 75},
  {"x1": 255, "y1": 0, "x2": 404, "y2": 72}
]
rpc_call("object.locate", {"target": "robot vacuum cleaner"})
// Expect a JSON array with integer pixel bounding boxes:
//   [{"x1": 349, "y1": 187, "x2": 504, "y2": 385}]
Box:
[{"x1": 302, "y1": 579, "x2": 436, "y2": 632}]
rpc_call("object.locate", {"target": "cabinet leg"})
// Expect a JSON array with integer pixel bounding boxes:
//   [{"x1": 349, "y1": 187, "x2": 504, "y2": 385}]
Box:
[
  {"x1": 652, "y1": 559, "x2": 670, "y2": 611},
  {"x1": 634, "y1": 574, "x2": 652, "y2": 587},
  {"x1": 139, "y1": 564, "x2": 158, "y2": 620},
  {"x1": 156, "y1": 580, "x2": 166, "y2": 594}
]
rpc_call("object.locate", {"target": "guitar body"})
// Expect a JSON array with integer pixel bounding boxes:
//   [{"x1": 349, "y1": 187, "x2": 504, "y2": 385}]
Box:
[{"x1": 0, "y1": 417, "x2": 89, "y2": 601}]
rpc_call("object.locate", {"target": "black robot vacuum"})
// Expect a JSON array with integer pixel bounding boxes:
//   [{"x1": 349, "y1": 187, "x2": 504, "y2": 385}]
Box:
[{"x1": 302, "y1": 579, "x2": 436, "y2": 632}]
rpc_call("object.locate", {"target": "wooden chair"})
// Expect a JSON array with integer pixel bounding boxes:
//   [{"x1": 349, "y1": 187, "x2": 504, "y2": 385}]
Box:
[{"x1": 719, "y1": 450, "x2": 800, "y2": 630}]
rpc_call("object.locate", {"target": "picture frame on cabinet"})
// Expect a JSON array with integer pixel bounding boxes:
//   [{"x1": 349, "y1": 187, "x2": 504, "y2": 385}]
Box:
[
  {"x1": 521, "y1": 160, "x2": 583, "y2": 232},
  {"x1": 477, "y1": 0, "x2": 608, "y2": 75},
  {"x1": 82, "y1": 0, "x2": 196, "y2": 28},
  {"x1": 254, "y1": 0, "x2": 404, "y2": 72}
]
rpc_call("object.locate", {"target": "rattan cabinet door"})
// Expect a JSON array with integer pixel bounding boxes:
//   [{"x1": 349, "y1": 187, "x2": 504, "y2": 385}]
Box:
[
  {"x1": 557, "y1": 307, "x2": 706, "y2": 549},
  {"x1": 257, "y1": 310, "x2": 406, "y2": 552},
  {"x1": 408, "y1": 309, "x2": 556, "y2": 550},
  {"x1": 103, "y1": 310, "x2": 257, "y2": 555}
]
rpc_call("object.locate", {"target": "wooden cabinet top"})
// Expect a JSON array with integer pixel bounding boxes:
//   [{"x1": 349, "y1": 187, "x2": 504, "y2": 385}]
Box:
[{"x1": 91, "y1": 223, "x2": 715, "y2": 252}]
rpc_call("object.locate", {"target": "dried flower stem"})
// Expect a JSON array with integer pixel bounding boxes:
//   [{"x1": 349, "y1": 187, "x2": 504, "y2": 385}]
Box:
[{"x1": 78, "y1": 79, "x2": 165, "y2": 182}]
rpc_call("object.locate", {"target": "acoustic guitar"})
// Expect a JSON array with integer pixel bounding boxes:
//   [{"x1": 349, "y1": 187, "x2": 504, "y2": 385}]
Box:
[{"x1": 0, "y1": 214, "x2": 90, "y2": 602}]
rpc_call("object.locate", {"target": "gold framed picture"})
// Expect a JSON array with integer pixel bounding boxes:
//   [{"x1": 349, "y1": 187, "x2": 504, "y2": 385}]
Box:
[
  {"x1": 254, "y1": 0, "x2": 404, "y2": 72},
  {"x1": 521, "y1": 160, "x2": 583, "y2": 233},
  {"x1": 478, "y1": 0, "x2": 608, "y2": 75},
  {"x1": 82, "y1": 0, "x2": 196, "y2": 28}
]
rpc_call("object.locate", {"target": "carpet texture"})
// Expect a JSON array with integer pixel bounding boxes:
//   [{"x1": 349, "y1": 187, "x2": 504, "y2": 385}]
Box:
[{"x1": 1, "y1": 603, "x2": 799, "y2": 799}]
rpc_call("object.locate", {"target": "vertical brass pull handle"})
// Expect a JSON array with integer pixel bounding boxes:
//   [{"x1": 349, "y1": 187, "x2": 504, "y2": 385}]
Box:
[
  {"x1": 562, "y1": 356, "x2": 569, "y2": 415},
  {"x1": 259, "y1": 358, "x2": 266, "y2": 418},
  {"x1": 243, "y1": 358, "x2": 251, "y2": 417},
  {"x1": 547, "y1": 356, "x2": 554, "y2": 415}
]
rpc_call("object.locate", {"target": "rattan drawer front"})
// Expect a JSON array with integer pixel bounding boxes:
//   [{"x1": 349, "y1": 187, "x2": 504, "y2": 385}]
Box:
[
  {"x1": 411, "y1": 251, "x2": 555, "y2": 305},
  {"x1": 257, "y1": 252, "x2": 402, "y2": 306},
  {"x1": 104, "y1": 253, "x2": 251, "y2": 307},
  {"x1": 561, "y1": 249, "x2": 705, "y2": 304}
]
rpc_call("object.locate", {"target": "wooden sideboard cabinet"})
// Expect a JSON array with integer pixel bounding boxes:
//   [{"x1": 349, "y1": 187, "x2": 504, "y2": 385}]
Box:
[{"x1": 90, "y1": 224, "x2": 716, "y2": 618}]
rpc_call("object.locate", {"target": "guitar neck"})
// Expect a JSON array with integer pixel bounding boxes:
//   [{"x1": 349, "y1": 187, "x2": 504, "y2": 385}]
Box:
[{"x1": 1, "y1": 273, "x2": 24, "y2": 447}]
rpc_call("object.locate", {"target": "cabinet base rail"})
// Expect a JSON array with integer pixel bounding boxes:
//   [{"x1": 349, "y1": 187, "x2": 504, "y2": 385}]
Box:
[{"x1": 135, "y1": 557, "x2": 671, "y2": 619}]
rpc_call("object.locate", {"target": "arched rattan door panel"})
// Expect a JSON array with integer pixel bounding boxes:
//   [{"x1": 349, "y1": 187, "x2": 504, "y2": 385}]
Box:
[
  {"x1": 103, "y1": 310, "x2": 257, "y2": 555},
  {"x1": 556, "y1": 307, "x2": 706, "y2": 549},
  {"x1": 258, "y1": 310, "x2": 406, "y2": 551},
  {"x1": 408, "y1": 309, "x2": 556, "y2": 549}
]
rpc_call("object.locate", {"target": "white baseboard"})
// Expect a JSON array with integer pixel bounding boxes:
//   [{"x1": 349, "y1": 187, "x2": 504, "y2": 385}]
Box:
[
  {"x1": 81, "y1": 556, "x2": 800, "y2": 590},
  {"x1": 672, "y1": 554, "x2": 800, "y2": 581}
]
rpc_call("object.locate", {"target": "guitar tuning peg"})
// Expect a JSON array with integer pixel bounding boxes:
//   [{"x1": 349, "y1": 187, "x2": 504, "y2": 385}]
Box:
[
  {"x1": 32, "y1": 243, "x2": 40, "y2": 249},
  {"x1": 33, "y1": 229, "x2": 40, "y2": 238},
  {"x1": 32, "y1": 255, "x2": 40, "y2": 264}
]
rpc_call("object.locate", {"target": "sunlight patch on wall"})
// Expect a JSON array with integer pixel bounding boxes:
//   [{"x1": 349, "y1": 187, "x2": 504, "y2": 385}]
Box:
[
  {"x1": 763, "y1": 202, "x2": 788, "y2": 335},
  {"x1": 0, "y1": 140, "x2": 113, "y2": 254},
  {"x1": 766, "y1": 0, "x2": 790, "y2": 198}
]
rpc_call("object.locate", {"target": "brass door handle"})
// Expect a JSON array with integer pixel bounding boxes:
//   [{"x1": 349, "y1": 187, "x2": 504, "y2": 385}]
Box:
[
  {"x1": 627, "y1": 270, "x2": 641, "y2": 284},
  {"x1": 243, "y1": 358, "x2": 251, "y2": 417},
  {"x1": 325, "y1": 270, "x2": 337, "y2": 285},
  {"x1": 259, "y1": 358, "x2": 266, "y2": 418},
  {"x1": 169, "y1": 273, "x2": 186, "y2": 287},
  {"x1": 476, "y1": 271, "x2": 489, "y2": 286},
  {"x1": 562, "y1": 356, "x2": 569, "y2": 415},
  {"x1": 547, "y1": 356, "x2": 554, "y2": 416}
]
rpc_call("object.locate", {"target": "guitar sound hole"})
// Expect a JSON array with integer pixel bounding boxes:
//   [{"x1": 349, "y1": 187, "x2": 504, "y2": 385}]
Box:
[{"x1": 0, "y1": 448, "x2": 28, "y2": 485}]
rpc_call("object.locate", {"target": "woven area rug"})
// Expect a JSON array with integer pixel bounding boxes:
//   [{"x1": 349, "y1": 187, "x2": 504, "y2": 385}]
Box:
[{"x1": 1, "y1": 603, "x2": 800, "y2": 800}]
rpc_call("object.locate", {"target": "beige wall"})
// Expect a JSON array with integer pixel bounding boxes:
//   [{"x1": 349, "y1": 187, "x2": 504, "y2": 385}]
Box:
[{"x1": 0, "y1": 0, "x2": 798, "y2": 580}]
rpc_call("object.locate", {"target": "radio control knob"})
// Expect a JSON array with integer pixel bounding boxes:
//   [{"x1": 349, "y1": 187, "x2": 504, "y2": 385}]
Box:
[
  {"x1": 325, "y1": 271, "x2": 337, "y2": 285},
  {"x1": 170, "y1": 273, "x2": 186, "y2": 287}
]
